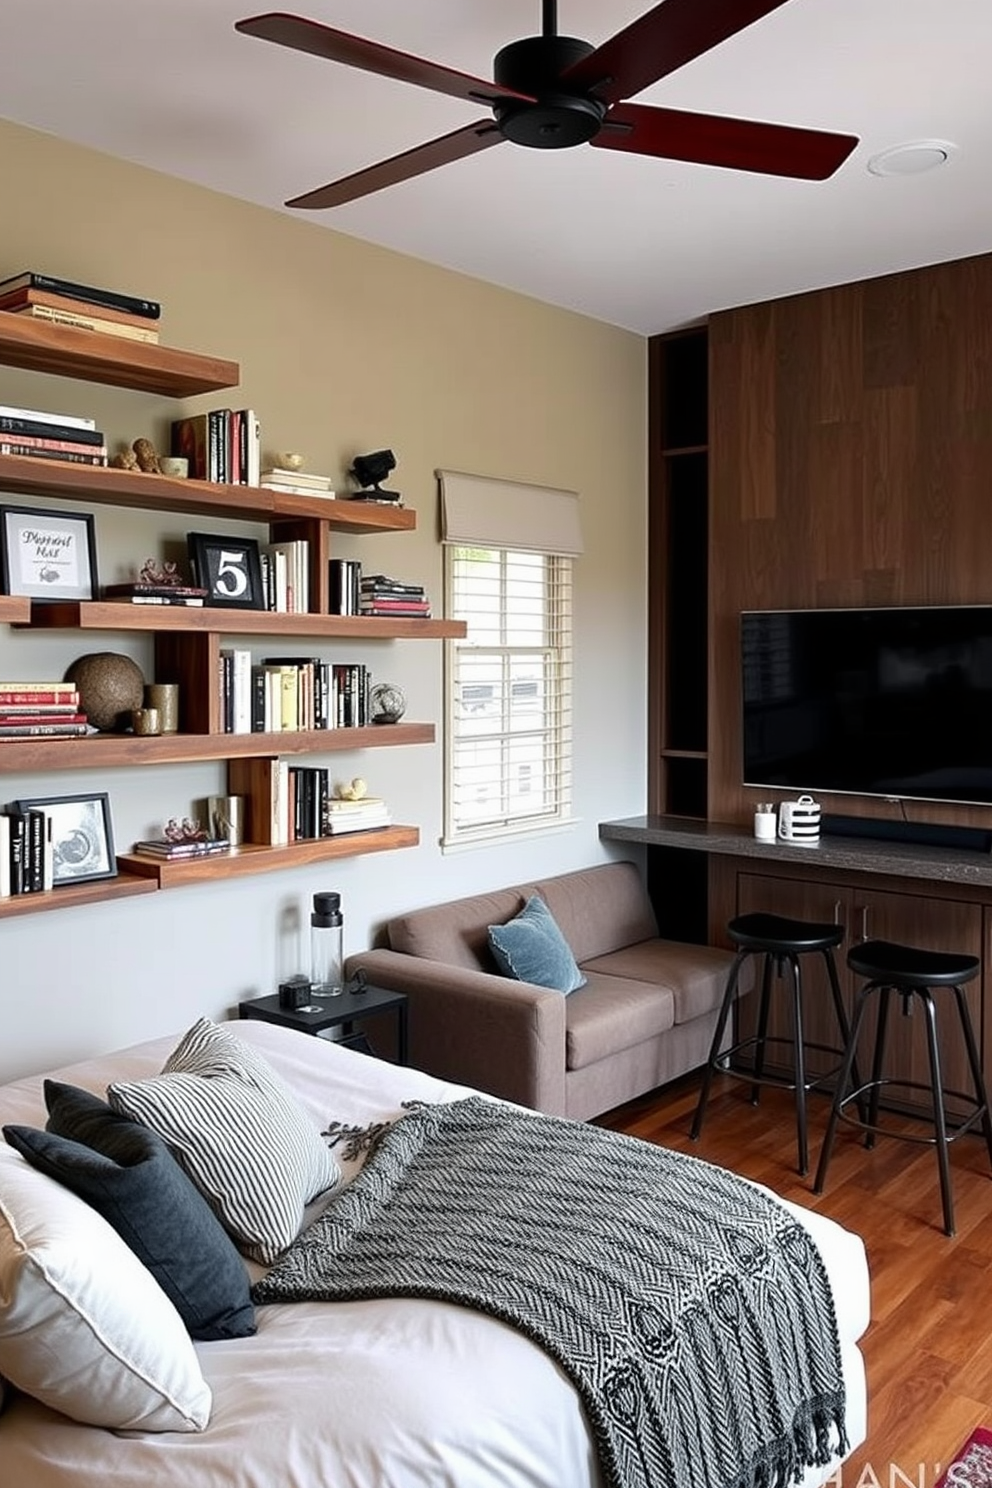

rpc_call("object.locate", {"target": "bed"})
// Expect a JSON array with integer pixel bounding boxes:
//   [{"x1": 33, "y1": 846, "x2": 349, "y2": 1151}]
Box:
[{"x1": 0, "y1": 1018, "x2": 870, "y2": 1488}]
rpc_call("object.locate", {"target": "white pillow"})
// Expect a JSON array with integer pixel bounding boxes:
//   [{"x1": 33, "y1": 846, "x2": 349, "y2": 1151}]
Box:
[
  {"x1": 108, "y1": 1018, "x2": 340, "y2": 1264},
  {"x1": 0, "y1": 1144, "x2": 211, "y2": 1431}
]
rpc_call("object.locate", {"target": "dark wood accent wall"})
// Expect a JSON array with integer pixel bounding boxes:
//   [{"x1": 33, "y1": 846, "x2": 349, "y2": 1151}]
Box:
[{"x1": 708, "y1": 250, "x2": 992, "y2": 830}]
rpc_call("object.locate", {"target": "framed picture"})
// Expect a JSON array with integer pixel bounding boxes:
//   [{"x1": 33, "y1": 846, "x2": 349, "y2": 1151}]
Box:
[
  {"x1": 0, "y1": 505, "x2": 98, "y2": 600},
  {"x1": 187, "y1": 532, "x2": 265, "y2": 609},
  {"x1": 11, "y1": 792, "x2": 117, "y2": 886}
]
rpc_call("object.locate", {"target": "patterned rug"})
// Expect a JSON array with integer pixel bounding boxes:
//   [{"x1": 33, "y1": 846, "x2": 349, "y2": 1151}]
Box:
[{"x1": 938, "y1": 1428, "x2": 992, "y2": 1488}]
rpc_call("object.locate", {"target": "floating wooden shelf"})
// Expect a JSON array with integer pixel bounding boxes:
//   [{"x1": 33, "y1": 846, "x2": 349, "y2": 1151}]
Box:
[
  {"x1": 0, "y1": 595, "x2": 30, "y2": 625},
  {"x1": 118, "y1": 825, "x2": 419, "y2": 886},
  {"x1": 0, "y1": 722, "x2": 436, "y2": 773},
  {"x1": 0, "y1": 310, "x2": 239, "y2": 396},
  {"x1": 0, "y1": 453, "x2": 418, "y2": 530},
  {"x1": 0, "y1": 873, "x2": 157, "y2": 920},
  {"x1": 23, "y1": 601, "x2": 465, "y2": 639}
]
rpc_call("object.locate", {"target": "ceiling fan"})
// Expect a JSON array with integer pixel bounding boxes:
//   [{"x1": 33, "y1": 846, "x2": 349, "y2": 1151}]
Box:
[{"x1": 236, "y1": 0, "x2": 858, "y2": 211}]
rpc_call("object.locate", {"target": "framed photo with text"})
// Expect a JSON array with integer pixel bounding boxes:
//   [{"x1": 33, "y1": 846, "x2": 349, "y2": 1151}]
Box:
[
  {"x1": 11, "y1": 792, "x2": 117, "y2": 887},
  {"x1": 187, "y1": 532, "x2": 265, "y2": 609},
  {"x1": 0, "y1": 505, "x2": 98, "y2": 600}
]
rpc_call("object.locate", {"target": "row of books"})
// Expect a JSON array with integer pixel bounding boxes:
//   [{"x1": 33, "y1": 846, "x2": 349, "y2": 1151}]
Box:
[
  {"x1": 220, "y1": 652, "x2": 373, "y2": 733},
  {"x1": 0, "y1": 270, "x2": 161, "y2": 347},
  {"x1": 0, "y1": 400, "x2": 107, "y2": 469},
  {"x1": 238, "y1": 758, "x2": 391, "y2": 846},
  {"x1": 0, "y1": 682, "x2": 88, "y2": 738},
  {"x1": 171, "y1": 409, "x2": 261, "y2": 486},
  {"x1": 0, "y1": 807, "x2": 54, "y2": 897},
  {"x1": 262, "y1": 539, "x2": 309, "y2": 613}
]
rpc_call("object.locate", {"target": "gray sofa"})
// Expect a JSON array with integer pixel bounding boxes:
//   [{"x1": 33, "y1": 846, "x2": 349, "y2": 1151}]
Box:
[{"x1": 347, "y1": 861, "x2": 745, "y2": 1121}]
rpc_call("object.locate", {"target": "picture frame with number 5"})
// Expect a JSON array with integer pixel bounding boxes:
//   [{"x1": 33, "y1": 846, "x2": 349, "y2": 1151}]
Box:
[{"x1": 187, "y1": 532, "x2": 265, "y2": 610}]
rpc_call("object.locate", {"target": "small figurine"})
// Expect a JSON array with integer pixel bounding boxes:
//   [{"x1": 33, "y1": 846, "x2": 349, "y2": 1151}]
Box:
[
  {"x1": 132, "y1": 437, "x2": 161, "y2": 474},
  {"x1": 139, "y1": 558, "x2": 184, "y2": 587},
  {"x1": 163, "y1": 816, "x2": 208, "y2": 843},
  {"x1": 110, "y1": 444, "x2": 139, "y2": 471},
  {"x1": 334, "y1": 777, "x2": 368, "y2": 801}
]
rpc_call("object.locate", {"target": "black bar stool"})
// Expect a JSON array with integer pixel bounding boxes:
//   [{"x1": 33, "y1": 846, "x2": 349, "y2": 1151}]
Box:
[
  {"x1": 691, "y1": 911, "x2": 858, "y2": 1176},
  {"x1": 814, "y1": 939, "x2": 992, "y2": 1237}
]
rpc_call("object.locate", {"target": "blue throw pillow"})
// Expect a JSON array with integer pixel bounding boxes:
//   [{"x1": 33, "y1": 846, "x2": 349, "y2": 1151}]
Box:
[
  {"x1": 3, "y1": 1081, "x2": 256, "y2": 1342},
  {"x1": 488, "y1": 894, "x2": 587, "y2": 994}
]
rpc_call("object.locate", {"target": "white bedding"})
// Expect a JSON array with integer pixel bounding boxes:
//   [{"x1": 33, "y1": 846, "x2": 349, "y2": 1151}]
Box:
[{"x1": 0, "y1": 1021, "x2": 869, "y2": 1488}]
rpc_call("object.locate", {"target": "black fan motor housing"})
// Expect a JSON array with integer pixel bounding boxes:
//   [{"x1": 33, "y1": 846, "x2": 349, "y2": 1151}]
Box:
[{"x1": 493, "y1": 35, "x2": 605, "y2": 148}]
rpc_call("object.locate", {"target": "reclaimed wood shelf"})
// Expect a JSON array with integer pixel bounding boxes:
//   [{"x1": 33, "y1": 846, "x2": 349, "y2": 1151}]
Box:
[
  {"x1": 0, "y1": 453, "x2": 418, "y2": 529},
  {"x1": 0, "y1": 723, "x2": 436, "y2": 773},
  {"x1": 0, "y1": 310, "x2": 239, "y2": 396},
  {"x1": 0, "y1": 872, "x2": 157, "y2": 920},
  {"x1": 118, "y1": 825, "x2": 420, "y2": 886},
  {"x1": 0, "y1": 595, "x2": 30, "y2": 625},
  {"x1": 22, "y1": 601, "x2": 465, "y2": 639}
]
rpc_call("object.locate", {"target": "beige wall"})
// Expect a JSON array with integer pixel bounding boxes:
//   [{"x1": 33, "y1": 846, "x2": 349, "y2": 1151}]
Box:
[{"x1": 0, "y1": 119, "x2": 648, "y2": 1081}]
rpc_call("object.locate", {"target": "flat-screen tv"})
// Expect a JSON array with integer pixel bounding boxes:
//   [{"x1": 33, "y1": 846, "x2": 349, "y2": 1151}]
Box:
[{"x1": 741, "y1": 605, "x2": 992, "y2": 807}]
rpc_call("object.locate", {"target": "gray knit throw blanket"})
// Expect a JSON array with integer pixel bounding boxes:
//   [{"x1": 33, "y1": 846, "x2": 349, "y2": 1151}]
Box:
[{"x1": 253, "y1": 1097, "x2": 847, "y2": 1488}]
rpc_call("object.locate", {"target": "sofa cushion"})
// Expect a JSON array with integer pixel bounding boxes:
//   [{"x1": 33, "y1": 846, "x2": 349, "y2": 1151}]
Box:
[
  {"x1": 580, "y1": 939, "x2": 738, "y2": 1025},
  {"x1": 488, "y1": 895, "x2": 587, "y2": 994},
  {"x1": 537, "y1": 862, "x2": 658, "y2": 965},
  {"x1": 564, "y1": 974, "x2": 676, "y2": 1071}
]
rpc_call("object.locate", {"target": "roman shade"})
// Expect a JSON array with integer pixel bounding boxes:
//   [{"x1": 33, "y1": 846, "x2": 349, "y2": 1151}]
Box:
[{"x1": 437, "y1": 470, "x2": 584, "y2": 556}]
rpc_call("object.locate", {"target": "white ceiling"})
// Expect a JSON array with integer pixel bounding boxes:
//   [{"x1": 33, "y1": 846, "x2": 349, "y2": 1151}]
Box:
[{"x1": 1, "y1": 0, "x2": 990, "y2": 335}]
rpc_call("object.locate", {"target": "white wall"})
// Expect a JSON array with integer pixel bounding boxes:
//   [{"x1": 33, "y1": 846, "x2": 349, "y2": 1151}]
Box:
[{"x1": 0, "y1": 120, "x2": 649, "y2": 1081}]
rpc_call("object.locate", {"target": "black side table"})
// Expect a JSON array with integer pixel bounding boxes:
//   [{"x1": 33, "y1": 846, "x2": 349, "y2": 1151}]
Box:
[{"x1": 239, "y1": 984, "x2": 408, "y2": 1065}]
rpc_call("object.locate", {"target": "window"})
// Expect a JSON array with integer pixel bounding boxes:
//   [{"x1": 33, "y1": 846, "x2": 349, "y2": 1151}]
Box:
[{"x1": 444, "y1": 545, "x2": 573, "y2": 845}]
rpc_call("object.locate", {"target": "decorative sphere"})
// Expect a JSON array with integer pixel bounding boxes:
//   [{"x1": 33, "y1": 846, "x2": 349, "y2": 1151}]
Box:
[
  {"x1": 369, "y1": 681, "x2": 407, "y2": 725},
  {"x1": 65, "y1": 652, "x2": 145, "y2": 732}
]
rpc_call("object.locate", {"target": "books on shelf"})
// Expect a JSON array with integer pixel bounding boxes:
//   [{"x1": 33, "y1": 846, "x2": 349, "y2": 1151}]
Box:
[
  {"x1": 0, "y1": 441, "x2": 107, "y2": 467},
  {"x1": 260, "y1": 467, "x2": 335, "y2": 498},
  {"x1": 0, "y1": 271, "x2": 161, "y2": 320},
  {"x1": 9, "y1": 303, "x2": 160, "y2": 345},
  {"x1": 359, "y1": 574, "x2": 432, "y2": 617},
  {"x1": 102, "y1": 583, "x2": 208, "y2": 607},
  {"x1": 0, "y1": 681, "x2": 87, "y2": 737},
  {"x1": 0, "y1": 403, "x2": 97, "y2": 432},
  {"x1": 132, "y1": 837, "x2": 230, "y2": 860},
  {"x1": 0, "y1": 414, "x2": 104, "y2": 445},
  {"x1": 171, "y1": 408, "x2": 260, "y2": 485},
  {"x1": 329, "y1": 558, "x2": 362, "y2": 616},
  {"x1": 261, "y1": 539, "x2": 309, "y2": 613},
  {"x1": 0, "y1": 286, "x2": 159, "y2": 332},
  {"x1": 1, "y1": 807, "x2": 54, "y2": 896},
  {"x1": 226, "y1": 757, "x2": 391, "y2": 848}
]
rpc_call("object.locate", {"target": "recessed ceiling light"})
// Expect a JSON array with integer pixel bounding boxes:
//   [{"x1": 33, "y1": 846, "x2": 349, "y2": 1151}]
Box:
[{"x1": 867, "y1": 141, "x2": 957, "y2": 177}]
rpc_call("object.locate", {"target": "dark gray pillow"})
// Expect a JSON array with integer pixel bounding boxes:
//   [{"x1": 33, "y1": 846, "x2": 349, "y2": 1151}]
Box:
[{"x1": 3, "y1": 1081, "x2": 255, "y2": 1342}]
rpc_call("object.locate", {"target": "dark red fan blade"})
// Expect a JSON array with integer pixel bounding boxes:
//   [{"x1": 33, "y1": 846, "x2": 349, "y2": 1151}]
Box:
[
  {"x1": 236, "y1": 12, "x2": 535, "y2": 108},
  {"x1": 562, "y1": 0, "x2": 795, "y2": 107},
  {"x1": 593, "y1": 103, "x2": 858, "y2": 179},
  {"x1": 286, "y1": 120, "x2": 504, "y2": 210}
]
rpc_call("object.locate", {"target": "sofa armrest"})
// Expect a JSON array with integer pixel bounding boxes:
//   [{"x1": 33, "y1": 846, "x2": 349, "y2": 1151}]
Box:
[{"x1": 346, "y1": 949, "x2": 568, "y2": 1115}]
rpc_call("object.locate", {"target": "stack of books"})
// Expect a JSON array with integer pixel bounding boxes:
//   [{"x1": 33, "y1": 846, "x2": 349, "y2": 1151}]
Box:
[
  {"x1": 0, "y1": 401, "x2": 107, "y2": 468},
  {"x1": 260, "y1": 466, "x2": 335, "y2": 499},
  {"x1": 171, "y1": 409, "x2": 261, "y2": 486},
  {"x1": 323, "y1": 793, "x2": 391, "y2": 835},
  {"x1": 359, "y1": 574, "x2": 432, "y2": 618},
  {"x1": 131, "y1": 836, "x2": 230, "y2": 860},
  {"x1": 0, "y1": 681, "x2": 88, "y2": 738},
  {"x1": 103, "y1": 582, "x2": 208, "y2": 608},
  {"x1": 0, "y1": 807, "x2": 54, "y2": 897},
  {"x1": 218, "y1": 651, "x2": 372, "y2": 733},
  {"x1": 0, "y1": 271, "x2": 161, "y2": 345}
]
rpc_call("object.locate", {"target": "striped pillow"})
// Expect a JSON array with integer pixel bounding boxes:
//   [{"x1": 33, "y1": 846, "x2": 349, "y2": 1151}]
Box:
[{"x1": 107, "y1": 1019, "x2": 339, "y2": 1264}]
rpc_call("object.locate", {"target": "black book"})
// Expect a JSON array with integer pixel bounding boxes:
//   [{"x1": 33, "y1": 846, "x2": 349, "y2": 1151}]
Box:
[
  {"x1": 0, "y1": 271, "x2": 161, "y2": 320},
  {"x1": 0, "y1": 416, "x2": 106, "y2": 445},
  {"x1": 7, "y1": 811, "x2": 27, "y2": 895}
]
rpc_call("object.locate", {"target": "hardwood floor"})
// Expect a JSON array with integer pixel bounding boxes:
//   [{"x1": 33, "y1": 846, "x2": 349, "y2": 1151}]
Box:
[{"x1": 598, "y1": 1073, "x2": 992, "y2": 1482}]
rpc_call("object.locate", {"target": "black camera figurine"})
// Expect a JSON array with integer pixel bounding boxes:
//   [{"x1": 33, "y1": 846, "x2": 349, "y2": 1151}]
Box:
[
  {"x1": 349, "y1": 449, "x2": 401, "y2": 504},
  {"x1": 278, "y1": 974, "x2": 312, "y2": 1010}
]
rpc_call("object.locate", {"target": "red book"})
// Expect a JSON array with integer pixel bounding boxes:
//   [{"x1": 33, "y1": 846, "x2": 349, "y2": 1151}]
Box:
[
  {"x1": 0, "y1": 712, "x2": 86, "y2": 726},
  {"x1": 0, "y1": 690, "x2": 80, "y2": 706}
]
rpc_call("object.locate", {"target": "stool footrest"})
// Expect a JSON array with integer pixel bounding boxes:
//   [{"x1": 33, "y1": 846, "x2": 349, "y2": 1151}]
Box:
[
  {"x1": 833, "y1": 1078, "x2": 989, "y2": 1147},
  {"x1": 715, "y1": 1033, "x2": 847, "y2": 1096}
]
